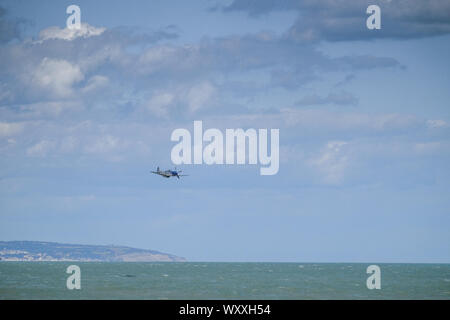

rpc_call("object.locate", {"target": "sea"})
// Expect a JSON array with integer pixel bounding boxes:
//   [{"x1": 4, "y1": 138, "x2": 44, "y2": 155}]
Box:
[{"x1": 0, "y1": 262, "x2": 449, "y2": 299}]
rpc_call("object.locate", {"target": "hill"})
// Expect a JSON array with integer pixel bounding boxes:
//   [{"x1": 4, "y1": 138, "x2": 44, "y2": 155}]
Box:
[{"x1": 0, "y1": 241, "x2": 186, "y2": 262}]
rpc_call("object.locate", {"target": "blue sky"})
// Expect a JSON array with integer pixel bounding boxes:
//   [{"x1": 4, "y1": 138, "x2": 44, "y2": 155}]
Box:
[{"x1": 1, "y1": 0, "x2": 449, "y2": 262}]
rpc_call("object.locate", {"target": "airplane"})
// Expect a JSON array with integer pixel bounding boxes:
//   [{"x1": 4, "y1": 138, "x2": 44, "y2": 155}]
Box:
[{"x1": 151, "y1": 166, "x2": 188, "y2": 179}]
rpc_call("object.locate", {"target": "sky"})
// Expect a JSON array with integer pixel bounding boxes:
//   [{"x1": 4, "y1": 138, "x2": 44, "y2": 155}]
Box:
[{"x1": 0, "y1": 0, "x2": 449, "y2": 262}]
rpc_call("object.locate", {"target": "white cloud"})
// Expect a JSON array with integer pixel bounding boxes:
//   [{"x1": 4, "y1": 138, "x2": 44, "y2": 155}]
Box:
[
  {"x1": 26, "y1": 140, "x2": 55, "y2": 157},
  {"x1": 143, "y1": 82, "x2": 216, "y2": 117},
  {"x1": 280, "y1": 109, "x2": 420, "y2": 132},
  {"x1": 0, "y1": 122, "x2": 23, "y2": 138},
  {"x1": 139, "y1": 46, "x2": 177, "y2": 65},
  {"x1": 414, "y1": 141, "x2": 442, "y2": 154},
  {"x1": 82, "y1": 75, "x2": 109, "y2": 93},
  {"x1": 308, "y1": 141, "x2": 349, "y2": 185},
  {"x1": 31, "y1": 58, "x2": 84, "y2": 98},
  {"x1": 145, "y1": 92, "x2": 175, "y2": 117},
  {"x1": 296, "y1": 91, "x2": 358, "y2": 106},
  {"x1": 83, "y1": 135, "x2": 120, "y2": 154},
  {"x1": 427, "y1": 119, "x2": 447, "y2": 128},
  {"x1": 38, "y1": 23, "x2": 105, "y2": 41},
  {"x1": 186, "y1": 82, "x2": 216, "y2": 112},
  {"x1": 60, "y1": 136, "x2": 79, "y2": 153},
  {"x1": 0, "y1": 83, "x2": 13, "y2": 102},
  {"x1": 18, "y1": 101, "x2": 83, "y2": 117}
]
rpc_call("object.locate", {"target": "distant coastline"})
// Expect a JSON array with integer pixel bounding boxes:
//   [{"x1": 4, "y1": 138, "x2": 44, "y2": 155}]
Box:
[{"x1": 0, "y1": 241, "x2": 186, "y2": 262}]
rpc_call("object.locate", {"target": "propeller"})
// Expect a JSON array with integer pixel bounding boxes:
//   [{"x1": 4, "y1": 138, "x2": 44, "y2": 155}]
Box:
[{"x1": 174, "y1": 166, "x2": 182, "y2": 173}]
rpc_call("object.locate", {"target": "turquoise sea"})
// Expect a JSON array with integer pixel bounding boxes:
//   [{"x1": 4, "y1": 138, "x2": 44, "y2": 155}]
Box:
[{"x1": 0, "y1": 262, "x2": 449, "y2": 299}]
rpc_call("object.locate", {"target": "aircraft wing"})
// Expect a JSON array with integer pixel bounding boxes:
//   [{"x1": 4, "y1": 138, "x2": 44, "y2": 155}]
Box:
[{"x1": 152, "y1": 171, "x2": 172, "y2": 178}]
